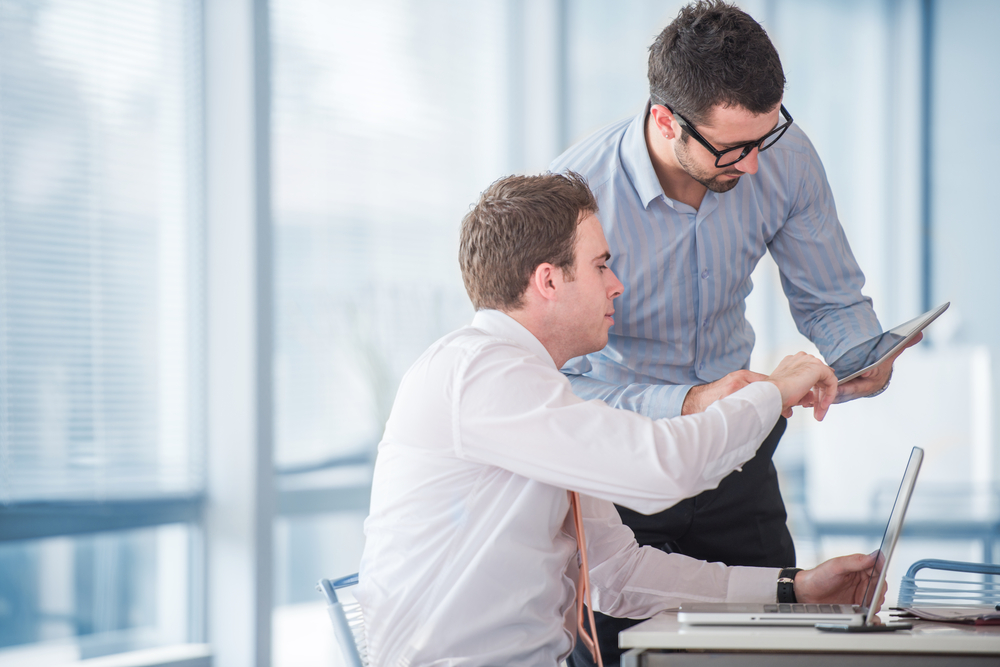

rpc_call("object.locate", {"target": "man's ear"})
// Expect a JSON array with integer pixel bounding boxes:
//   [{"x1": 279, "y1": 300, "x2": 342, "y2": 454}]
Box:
[
  {"x1": 649, "y1": 104, "x2": 678, "y2": 141},
  {"x1": 530, "y1": 262, "x2": 562, "y2": 303}
]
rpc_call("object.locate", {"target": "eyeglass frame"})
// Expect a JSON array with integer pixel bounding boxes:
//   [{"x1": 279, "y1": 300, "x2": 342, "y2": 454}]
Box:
[{"x1": 651, "y1": 97, "x2": 794, "y2": 168}]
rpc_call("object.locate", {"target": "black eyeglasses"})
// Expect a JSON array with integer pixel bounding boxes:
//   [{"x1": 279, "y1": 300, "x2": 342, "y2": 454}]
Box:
[{"x1": 653, "y1": 99, "x2": 793, "y2": 168}]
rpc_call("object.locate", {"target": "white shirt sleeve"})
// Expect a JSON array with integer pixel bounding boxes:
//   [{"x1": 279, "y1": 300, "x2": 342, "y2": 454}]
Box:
[
  {"x1": 576, "y1": 494, "x2": 777, "y2": 617},
  {"x1": 454, "y1": 340, "x2": 783, "y2": 515}
]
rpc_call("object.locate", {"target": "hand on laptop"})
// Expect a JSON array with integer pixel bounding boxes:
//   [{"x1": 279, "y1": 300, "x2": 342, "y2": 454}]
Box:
[
  {"x1": 763, "y1": 352, "x2": 838, "y2": 421},
  {"x1": 794, "y1": 551, "x2": 884, "y2": 609}
]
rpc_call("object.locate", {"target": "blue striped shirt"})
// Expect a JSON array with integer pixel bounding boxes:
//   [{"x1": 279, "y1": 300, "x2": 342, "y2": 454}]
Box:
[{"x1": 549, "y1": 104, "x2": 881, "y2": 419}]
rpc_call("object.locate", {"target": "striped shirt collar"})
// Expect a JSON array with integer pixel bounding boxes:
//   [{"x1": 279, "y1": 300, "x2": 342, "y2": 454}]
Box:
[
  {"x1": 620, "y1": 101, "x2": 720, "y2": 215},
  {"x1": 619, "y1": 101, "x2": 665, "y2": 210}
]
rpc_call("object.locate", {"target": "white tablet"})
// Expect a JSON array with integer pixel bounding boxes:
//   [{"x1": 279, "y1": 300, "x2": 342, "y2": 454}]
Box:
[{"x1": 831, "y1": 302, "x2": 949, "y2": 385}]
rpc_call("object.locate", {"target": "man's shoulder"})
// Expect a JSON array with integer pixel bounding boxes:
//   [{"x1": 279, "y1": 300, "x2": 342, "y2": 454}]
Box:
[
  {"x1": 752, "y1": 123, "x2": 826, "y2": 192},
  {"x1": 768, "y1": 123, "x2": 820, "y2": 161},
  {"x1": 395, "y1": 324, "x2": 561, "y2": 422},
  {"x1": 415, "y1": 325, "x2": 501, "y2": 365},
  {"x1": 548, "y1": 115, "x2": 634, "y2": 192},
  {"x1": 415, "y1": 324, "x2": 545, "y2": 375}
]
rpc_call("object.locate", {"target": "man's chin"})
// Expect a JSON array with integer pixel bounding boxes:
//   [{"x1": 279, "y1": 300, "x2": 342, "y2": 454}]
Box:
[{"x1": 703, "y1": 175, "x2": 741, "y2": 193}]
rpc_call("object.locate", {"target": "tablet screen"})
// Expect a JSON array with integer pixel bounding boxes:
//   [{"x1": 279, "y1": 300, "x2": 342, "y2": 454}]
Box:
[{"x1": 830, "y1": 303, "x2": 949, "y2": 382}]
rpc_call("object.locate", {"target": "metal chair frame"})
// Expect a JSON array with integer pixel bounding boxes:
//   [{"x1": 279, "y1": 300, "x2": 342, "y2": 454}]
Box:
[{"x1": 318, "y1": 573, "x2": 368, "y2": 667}]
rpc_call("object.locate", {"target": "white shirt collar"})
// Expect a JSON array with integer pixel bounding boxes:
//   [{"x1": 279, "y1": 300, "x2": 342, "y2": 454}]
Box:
[{"x1": 471, "y1": 309, "x2": 556, "y2": 369}]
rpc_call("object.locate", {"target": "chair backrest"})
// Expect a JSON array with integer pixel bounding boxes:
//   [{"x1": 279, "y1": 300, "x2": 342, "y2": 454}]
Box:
[
  {"x1": 897, "y1": 558, "x2": 1000, "y2": 608},
  {"x1": 318, "y1": 574, "x2": 368, "y2": 667}
]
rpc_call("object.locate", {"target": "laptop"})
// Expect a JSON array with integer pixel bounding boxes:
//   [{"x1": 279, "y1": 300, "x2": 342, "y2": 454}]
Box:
[{"x1": 677, "y1": 446, "x2": 924, "y2": 628}]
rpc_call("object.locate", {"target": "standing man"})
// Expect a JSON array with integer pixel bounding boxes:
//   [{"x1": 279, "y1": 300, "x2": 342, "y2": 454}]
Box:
[{"x1": 550, "y1": 3, "x2": 916, "y2": 664}]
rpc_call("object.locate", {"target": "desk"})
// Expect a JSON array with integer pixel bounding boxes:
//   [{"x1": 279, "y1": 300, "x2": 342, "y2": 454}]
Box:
[{"x1": 619, "y1": 611, "x2": 1000, "y2": 666}]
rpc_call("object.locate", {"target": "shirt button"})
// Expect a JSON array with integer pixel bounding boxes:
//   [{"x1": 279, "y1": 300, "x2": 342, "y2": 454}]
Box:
[
  {"x1": 699, "y1": 363, "x2": 705, "y2": 370},
  {"x1": 703, "y1": 319, "x2": 709, "y2": 327},
  {"x1": 701, "y1": 269, "x2": 709, "y2": 279}
]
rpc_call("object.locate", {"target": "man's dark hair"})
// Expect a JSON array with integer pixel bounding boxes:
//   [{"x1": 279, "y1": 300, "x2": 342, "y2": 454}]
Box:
[
  {"x1": 459, "y1": 172, "x2": 597, "y2": 311},
  {"x1": 648, "y1": 0, "x2": 785, "y2": 126}
]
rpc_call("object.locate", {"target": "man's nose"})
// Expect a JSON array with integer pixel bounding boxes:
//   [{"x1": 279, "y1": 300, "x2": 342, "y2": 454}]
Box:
[
  {"x1": 735, "y1": 146, "x2": 760, "y2": 174},
  {"x1": 608, "y1": 269, "x2": 624, "y2": 298}
]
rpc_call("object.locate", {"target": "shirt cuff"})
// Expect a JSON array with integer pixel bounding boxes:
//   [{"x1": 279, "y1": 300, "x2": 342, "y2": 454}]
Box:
[
  {"x1": 743, "y1": 381, "x2": 783, "y2": 427},
  {"x1": 726, "y1": 566, "x2": 781, "y2": 603},
  {"x1": 644, "y1": 383, "x2": 690, "y2": 419}
]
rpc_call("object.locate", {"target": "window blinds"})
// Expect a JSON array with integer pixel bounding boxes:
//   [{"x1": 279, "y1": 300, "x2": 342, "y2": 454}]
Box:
[{"x1": 0, "y1": 0, "x2": 204, "y2": 503}]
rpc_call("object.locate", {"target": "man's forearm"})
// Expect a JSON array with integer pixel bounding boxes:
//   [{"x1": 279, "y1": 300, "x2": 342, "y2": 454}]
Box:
[{"x1": 565, "y1": 373, "x2": 690, "y2": 419}]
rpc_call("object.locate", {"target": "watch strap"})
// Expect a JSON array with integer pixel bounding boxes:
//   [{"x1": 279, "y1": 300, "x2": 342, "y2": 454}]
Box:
[{"x1": 777, "y1": 567, "x2": 803, "y2": 603}]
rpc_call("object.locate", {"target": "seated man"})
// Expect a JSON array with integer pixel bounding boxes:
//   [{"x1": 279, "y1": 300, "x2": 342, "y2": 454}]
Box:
[{"x1": 357, "y1": 172, "x2": 877, "y2": 666}]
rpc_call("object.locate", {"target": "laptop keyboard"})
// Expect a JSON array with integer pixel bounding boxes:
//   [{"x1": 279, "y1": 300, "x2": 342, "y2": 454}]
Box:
[{"x1": 763, "y1": 604, "x2": 848, "y2": 614}]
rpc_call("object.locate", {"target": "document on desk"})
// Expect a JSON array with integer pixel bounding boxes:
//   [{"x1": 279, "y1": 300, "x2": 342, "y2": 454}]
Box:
[{"x1": 893, "y1": 606, "x2": 1000, "y2": 625}]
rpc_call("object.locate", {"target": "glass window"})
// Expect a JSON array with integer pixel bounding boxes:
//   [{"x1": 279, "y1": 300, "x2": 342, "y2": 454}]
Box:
[
  {"x1": 0, "y1": 0, "x2": 204, "y2": 659},
  {"x1": 0, "y1": 0, "x2": 204, "y2": 502},
  {"x1": 0, "y1": 525, "x2": 198, "y2": 664},
  {"x1": 270, "y1": 0, "x2": 509, "y2": 473},
  {"x1": 270, "y1": 2, "x2": 513, "y2": 663},
  {"x1": 565, "y1": 0, "x2": 686, "y2": 144}
]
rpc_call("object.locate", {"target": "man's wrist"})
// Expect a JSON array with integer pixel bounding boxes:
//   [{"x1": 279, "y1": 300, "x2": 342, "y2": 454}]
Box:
[
  {"x1": 679, "y1": 384, "x2": 702, "y2": 415},
  {"x1": 777, "y1": 567, "x2": 803, "y2": 603},
  {"x1": 866, "y1": 367, "x2": 893, "y2": 398},
  {"x1": 652, "y1": 382, "x2": 688, "y2": 419}
]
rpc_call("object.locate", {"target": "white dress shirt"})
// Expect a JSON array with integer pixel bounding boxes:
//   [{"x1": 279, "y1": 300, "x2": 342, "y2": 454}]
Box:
[{"x1": 357, "y1": 310, "x2": 783, "y2": 666}]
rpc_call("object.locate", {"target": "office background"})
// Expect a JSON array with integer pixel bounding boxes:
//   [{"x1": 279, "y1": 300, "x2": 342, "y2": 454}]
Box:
[{"x1": 0, "y1": 0, "x2": 997, "y2": 666}]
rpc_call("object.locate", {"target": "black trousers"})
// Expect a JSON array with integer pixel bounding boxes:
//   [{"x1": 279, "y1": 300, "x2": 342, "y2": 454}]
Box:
[{"x1": 568, "y1": 417, "x2": 793, "y2": 667}]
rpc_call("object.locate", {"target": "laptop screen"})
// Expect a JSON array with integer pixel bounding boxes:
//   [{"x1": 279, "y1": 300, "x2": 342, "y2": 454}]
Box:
[{"x1": 859, "y1": 447, "x2": 924, "y2": 624}]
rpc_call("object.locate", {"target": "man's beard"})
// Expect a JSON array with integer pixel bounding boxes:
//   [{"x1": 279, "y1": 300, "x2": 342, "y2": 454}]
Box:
[{"x1": 675, "y1": 138, "x2": 742, "y2": 193}]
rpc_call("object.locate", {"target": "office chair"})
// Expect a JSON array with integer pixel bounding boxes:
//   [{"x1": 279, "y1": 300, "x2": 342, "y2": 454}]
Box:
[{"x1": 318, "y1": 573, "x2": 368, "y2": 667}]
